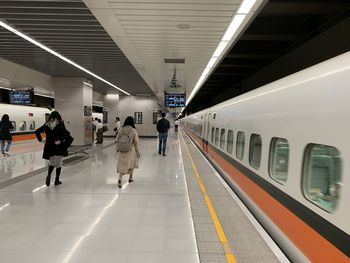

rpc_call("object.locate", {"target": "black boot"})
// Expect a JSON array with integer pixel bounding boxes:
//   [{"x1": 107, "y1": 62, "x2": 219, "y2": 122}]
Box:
[
  {"x1": 54, "y1": 167, "x2": 62, "y2": 186},
  {"x1": 46, "y1": 166, "x2": 54, "y2": 186}
]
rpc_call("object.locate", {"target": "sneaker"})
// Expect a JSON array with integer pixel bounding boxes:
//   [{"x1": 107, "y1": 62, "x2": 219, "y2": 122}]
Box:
[
  {"x1": 162, "y1": 153, "x2": 166, "y2": 156},
  {"x1": 158, "y1": 151, "x2": 161, "y2": 155},
  {"x1": 129, "y1": 178, "x2": 134, "y2": 183},
  {"x1": 118, "y1": 180, "x2": 122, "y2": 188}
]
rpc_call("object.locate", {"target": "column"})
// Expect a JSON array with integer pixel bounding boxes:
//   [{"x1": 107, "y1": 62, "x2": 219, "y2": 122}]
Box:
[
  {"x1": 102, "y1": 94, "x2": 119, "y2": 137},
  {"x1": 53, "y1": 77, "x2": 93, "y2": 146}
]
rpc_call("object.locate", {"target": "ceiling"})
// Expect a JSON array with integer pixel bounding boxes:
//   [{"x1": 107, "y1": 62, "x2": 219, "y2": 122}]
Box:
[
  {"x1": 1, "y1": 0, "x2": 347, "y2": 109},
  {"x1": 186, "y1": 0, "x2": 350, "y2": 113},
  {"x1": 83, "y1": 0, "x2": 246, "y2": 100},
  {"x1": 0, "y1": 0, "x2": 153, "y2": 95}
]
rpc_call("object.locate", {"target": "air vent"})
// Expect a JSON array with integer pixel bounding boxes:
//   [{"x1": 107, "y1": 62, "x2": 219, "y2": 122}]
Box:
[{"x1": 163, "y1": 58, "x2": 185, "y2": 64}]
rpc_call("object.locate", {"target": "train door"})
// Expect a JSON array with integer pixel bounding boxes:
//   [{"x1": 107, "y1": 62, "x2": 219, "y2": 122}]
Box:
[{"x1": 203, "y1": 113, "x2": 210, "y2": 155}]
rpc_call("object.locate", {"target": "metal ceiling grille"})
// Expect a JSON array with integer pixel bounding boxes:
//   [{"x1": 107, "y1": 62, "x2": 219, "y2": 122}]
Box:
[{"x1": 0, "y1": 0, "x2": 153, "y2": 95}]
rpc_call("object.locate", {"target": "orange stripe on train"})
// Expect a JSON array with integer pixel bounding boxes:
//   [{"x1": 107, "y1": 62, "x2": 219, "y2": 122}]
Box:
[
  {"x1": 12, "y1": 133, "x2": 46, "y2": 142},
  {"x1": 185, "y1": 129, "x2": 349, "y2": 263}
]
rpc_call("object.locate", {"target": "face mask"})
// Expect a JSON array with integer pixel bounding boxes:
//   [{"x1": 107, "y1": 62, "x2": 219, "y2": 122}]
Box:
[{"x1": 47, "y1": 119, "x2": 58, "y2": 130}]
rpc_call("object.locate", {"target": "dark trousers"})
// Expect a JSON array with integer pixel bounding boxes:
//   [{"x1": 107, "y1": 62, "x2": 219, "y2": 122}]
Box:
[
  {"x1": 158, "y1": 132, "x2": 168, "y2": 153},
  {"x1": 96, "y1": 129, "x2": 103, "y2": 143}
]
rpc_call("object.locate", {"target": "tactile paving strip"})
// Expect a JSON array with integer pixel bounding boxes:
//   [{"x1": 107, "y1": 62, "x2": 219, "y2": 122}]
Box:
[
  {"x1": 180, "y1": 131, "x2": 281, "y2": 263},
  {"x1": 199, "y1": 253, "x2": 229, "y2": 263}
]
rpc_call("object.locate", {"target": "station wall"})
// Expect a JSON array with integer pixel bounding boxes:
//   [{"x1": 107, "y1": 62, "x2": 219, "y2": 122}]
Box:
[{"x1": 119, "y1": 96, "x2": 160, "y2": 137}]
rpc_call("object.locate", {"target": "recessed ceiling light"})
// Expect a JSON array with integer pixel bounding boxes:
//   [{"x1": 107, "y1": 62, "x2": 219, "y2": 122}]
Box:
[{"x1": 177, "y1": 24, "x2": 191, "y2": 30}]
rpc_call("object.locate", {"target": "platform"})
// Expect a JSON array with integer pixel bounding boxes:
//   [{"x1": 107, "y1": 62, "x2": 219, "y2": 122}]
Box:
[
  {"x1": 0, "y1": 139, "x2": 115, "y2": 189},
  {"x1": 0, "y1": 132, "x2": 287, "y2": 263}
]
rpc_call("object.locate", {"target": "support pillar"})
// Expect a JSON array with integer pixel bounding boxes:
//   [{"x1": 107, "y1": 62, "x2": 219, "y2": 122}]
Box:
[
  {"x1": 53, "y1": 77, "x2": 93, "y2": 146},
  {"x1": 102, "y1": 94, "x2": 119, "y2": 137}
]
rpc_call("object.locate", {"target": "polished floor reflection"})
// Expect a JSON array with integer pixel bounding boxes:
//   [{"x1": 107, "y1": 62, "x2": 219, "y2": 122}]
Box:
[
  {"x1": 0, "y1": 136, "x2": 199, "y2": 263},
  {"x1": 0, "y1": 140, "x2": 113, "y2": 184},
  {"x1": 0, "y1": 141, "x2": 45, "y2": 183}
]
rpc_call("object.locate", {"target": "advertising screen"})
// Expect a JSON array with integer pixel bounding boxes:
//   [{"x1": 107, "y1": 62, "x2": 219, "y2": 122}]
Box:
[
  {"x1": 9, "y1": 91, "x2": 33, "y2": 104},
  {"x1": 164, "y1": 93, "x2": 185, "y2": 107}
]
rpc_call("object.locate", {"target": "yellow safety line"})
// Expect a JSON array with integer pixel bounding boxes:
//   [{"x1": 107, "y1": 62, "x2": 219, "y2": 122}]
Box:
[{"x1": 180, "y1": 132, "x2": 237, "y2": 263}]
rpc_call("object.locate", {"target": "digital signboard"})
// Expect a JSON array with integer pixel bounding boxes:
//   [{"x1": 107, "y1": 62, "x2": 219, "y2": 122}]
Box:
[
  {"x1": 164, "y1": 93, "x2": 185, "y2": 108},
  {"x1": 9, "y1": 91, "x2": 33, "y2": 104}
]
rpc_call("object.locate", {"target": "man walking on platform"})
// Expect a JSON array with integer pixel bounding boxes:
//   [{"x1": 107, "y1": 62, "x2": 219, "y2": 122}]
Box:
[{"x1": 156, "y1": 112, "x2": 170, "y2": 156}]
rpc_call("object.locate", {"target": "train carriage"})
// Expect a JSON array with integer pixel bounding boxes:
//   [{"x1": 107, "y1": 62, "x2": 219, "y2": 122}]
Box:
[{"x1": 181, "y1": 52, "x2": 350, "y2": 262}]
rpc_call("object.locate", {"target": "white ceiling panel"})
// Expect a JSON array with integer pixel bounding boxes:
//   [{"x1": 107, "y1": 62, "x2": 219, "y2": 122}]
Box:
[{"x1": 83, "y1": 0, "x2": 241, "y2": 101}]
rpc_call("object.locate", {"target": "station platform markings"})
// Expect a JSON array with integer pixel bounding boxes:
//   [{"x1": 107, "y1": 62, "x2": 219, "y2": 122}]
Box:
[{"x1": 179, "y1": 130, "x2": 287, "y2": 263}]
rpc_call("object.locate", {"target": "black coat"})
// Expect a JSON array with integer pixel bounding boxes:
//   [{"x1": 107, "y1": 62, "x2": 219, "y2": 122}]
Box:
[
  {"x1": 35, "y1": 121, "x2": 74, "y2": 160},
  {"x1": 0, "y1": 121, "x2": 14, "y2": 141},
  {"x1": 156, "y1": 118, "x2": 170, "y2": 133}
]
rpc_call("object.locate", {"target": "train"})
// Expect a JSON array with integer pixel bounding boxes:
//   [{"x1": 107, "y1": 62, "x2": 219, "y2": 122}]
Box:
[
  {"x1": 181, "y1": 51, "x2": 350, "y2": 262},
  {"x1": 0, "y1": 103, "x2": 51, "y2": 142}
]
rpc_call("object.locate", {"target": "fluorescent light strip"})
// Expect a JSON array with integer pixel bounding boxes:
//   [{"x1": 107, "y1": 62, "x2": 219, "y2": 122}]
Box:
[
  {"x1": 0, "y1": 21, "x2": 130, "y2": 96},
  {"x1": 186, "y1": 0, "x2": 259, "y2": 106},
  {"x1": 0, "y1": 86, "x2": 12, "y2": 91},
  {"x1": 238, "y1": 0, "x2": 258, "y2": 14},
  {"x1": 206, "y1": 57, "x2": 218, "y2": 69},
  {"x1": 201, "y1": 67, "x2": 211, "y2": 76},
  {"x1": 83, "y1": 81, "x2": 93, "y2": 88},
  {"x1": 222, "y1": 15, "x2": 246, "y2": 41},
  {"x1": 213, "y1": 41, "x2": 229, "y2": 58}
]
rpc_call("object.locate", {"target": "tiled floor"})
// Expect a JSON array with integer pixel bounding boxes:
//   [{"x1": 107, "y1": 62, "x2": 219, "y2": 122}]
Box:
[
  {"x1": 0, "y1": 139, "x2": 113, "y2": 184},
  {"x1": 0, "y1": 136, "x2": 199, "y2": 263}
]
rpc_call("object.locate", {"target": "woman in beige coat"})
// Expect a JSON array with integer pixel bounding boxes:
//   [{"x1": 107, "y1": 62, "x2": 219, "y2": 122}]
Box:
[{"x1": 116, "y1": 116, "x2": 140, "y2": 188}]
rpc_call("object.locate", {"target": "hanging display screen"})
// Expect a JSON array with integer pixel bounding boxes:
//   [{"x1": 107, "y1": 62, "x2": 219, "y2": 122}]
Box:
[
  {"x1": 164, "y1": 93, "x2": 186, "y2": 107},
  {"x1": 9, "y1": 91, "x2": 33, "y2": 104}
]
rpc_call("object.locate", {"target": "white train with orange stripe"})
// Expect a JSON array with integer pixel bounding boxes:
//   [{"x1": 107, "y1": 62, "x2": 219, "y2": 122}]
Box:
[
  {"x1": 0, "y1": 103, "x2": 51, "y2": 142},
  {"x1": 181, "y1": 52, "x2": 350, "y2": 262}
]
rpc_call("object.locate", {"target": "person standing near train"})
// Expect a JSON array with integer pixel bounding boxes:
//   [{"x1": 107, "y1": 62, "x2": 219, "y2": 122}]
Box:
[
  {"x1": 35, "y1": 111, "x2": 73, "y2": 187},
  {"x1": 0, "y1": 114, "x2": 14, "y2": 157}
]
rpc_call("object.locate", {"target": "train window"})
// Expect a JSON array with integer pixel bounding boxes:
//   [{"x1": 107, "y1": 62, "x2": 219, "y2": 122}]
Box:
[
  {"x1": 29, "y1": 121, "x2": 35, "y2": 131},
  {"x1": 269, "y1": 138, "x2": 289, "y2": 184},
  {"x1": 236, "y1": 132, "x2": 245, "y2": 160},
  {"x1": 302, "y1": 144, "x2": 342, "y2": 213},
  {"x1": 211, "y1": 127, "x2": 215, "y2": 143},
  {"x1": 19, "y1": 121, "x2": 27, "y2": 131},
  {"x1": 215, "y1": 128, "x2": 219, "y2": 146},
  {"x1": 227, "y1": 130, "x2": 234, "y2": 154},
  {"x1": 220, "y1": 129, "x2": 225, "y2": 149},
  {"x1": 10, "y1": 121, "x2": 16, "y2": 132},
  {"x1": 249, "y1": 134, "x2": 262, "y2": 170}
]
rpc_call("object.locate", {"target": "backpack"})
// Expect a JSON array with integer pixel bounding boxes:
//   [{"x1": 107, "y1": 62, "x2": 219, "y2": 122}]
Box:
[{"x1": 116, "y1": 128, "x2": 132, "y2": 153}]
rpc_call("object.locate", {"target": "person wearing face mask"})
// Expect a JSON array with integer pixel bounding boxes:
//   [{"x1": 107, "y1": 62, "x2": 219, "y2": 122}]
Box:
[{"x1": 35, "y1": 111, "x2": 74, "y2": 187}]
